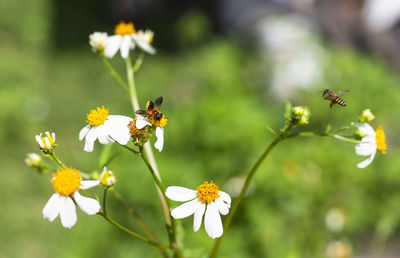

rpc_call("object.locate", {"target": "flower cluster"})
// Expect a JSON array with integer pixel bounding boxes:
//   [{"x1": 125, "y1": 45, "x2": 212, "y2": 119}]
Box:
[{"x1": 89, "y1": 21, "x2": 155, "y2": 59}]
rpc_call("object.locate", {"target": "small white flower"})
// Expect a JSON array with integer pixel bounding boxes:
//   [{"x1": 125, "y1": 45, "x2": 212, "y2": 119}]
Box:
[
  {"x1": 89, "y1": 32, "x2": 108, "y2": 53},
  {"x1": 35, "y1": 131, "x2": 56, "y2": 150},
  {"x1": 79, "y1": 106, "x2": 132, "y2": 152},
  {"x1": 42, "y1": 167, "x2": 101, "y2": 228},
  {"x1": 355, "y1": 123, "x2": 387, "y2": 168},
  {"x1": 99, "y1": 166, "x2": 116, "y2": 187},
  {"x1": 104, "y1": 21, "x2": 155, "y2": 59},
  {"x1": 25, "y1": 153, "x2": 42, "y2": 167},
  {"x1": 132, "y1": 29, "x2": 156, "y2": 54},
  {"x1": 325, "y1": 208, "x2": 346, "y2": 232},
  {"x1": 166, "y1": 182, "x2": 231, "y2": 239},
  {"x1": 135, "y1": 116, "x2": 164, "y2": 151}
]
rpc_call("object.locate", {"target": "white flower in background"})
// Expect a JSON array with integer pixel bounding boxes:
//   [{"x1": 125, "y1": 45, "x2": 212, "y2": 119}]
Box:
[
  {"x1": 25, "y1": 153, "x2": 42, "y2": 167},
  {"x1": 35, "y1": 131, "x2": 56, "y2": 150},
  {"x1": 99, "y1": 166, "x2": 116, "y2": 187},
  {"x1": 325, "y1": 207, "x2": 346, "y2": 232},
  {"x1": 104, "y1": 21, "x2": 155, "y2": 59},
  {"x1": 135, "y1": 97, "x2": 167, "y2": 151},
  {"x1": 355, "y1": 123, "x2": 387, "y2": 168},
  {"x1": 79, "y1": 106, "x2": 132, "y2": 152},
  {"x1": 166, "y1": 181, "x2": 231, "y2": 239},
  {"x1": 89, "y1": 32, "x2": 108, "y2": 53},
  {"x1": 42, "y1": 167, "x2": 101, "y2": 228},
  {"x1": 326, "y1": 240, "x2": 352, "y2": 258},
  {"x1": 132, "y1": 29, "x2": 156, "y2": 54}
]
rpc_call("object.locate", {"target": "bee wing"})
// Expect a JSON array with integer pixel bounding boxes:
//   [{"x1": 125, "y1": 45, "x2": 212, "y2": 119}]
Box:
[
  {"x1": 155, "y1": 96, "x2": 163, "y2": 108},
  {"x1": 336, "y1": 90, "x2": 350, "y2": 96},
  {"x1": 136, "y1": 110, "x2": 148, "y2": 116}
]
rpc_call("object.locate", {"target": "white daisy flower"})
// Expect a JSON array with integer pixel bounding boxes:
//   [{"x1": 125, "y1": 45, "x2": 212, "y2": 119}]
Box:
[
  {"x1": 89, "y1": 32, "x2": 108, "y2": 53},
  {"x1": 104, "y1": 21, "x2": 155, "y2": 59},
  {"x1": 35, "y1": 131, "x2": 56, "y2": 150},
  {"x1": 132, "y1": 29, "x2": 156, "y2": 54},
  {"x1": 166, "y1": 181, "x2": 231, "y2": 239},
  {"x1": 135, "y1": 97, "x2": 167, "y2": 152},
  {"x1": 355, "y1": 123, "x2": 387, "y2": 168},
  {"x1": 42, "y1": 167, "x2": 101, "y2": 228},
  {"x1": 79, "y1": 106, "x2": 132, "y2": 152}
]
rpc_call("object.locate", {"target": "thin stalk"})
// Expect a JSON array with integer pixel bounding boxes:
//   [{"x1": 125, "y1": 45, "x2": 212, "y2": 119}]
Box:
[
  {"x1": 111, "y1": 189, "x2": 169, "y2": 258},
  {"x1": 102, "y1": 57, "x2": 130, "y2": 93},
  {"x1": 125, "y1": 56, "x2": 181, "y2": 256},
  {"x1": 98, "y1": 211, "x2": 170, "y2": 250},
  {"x1": 103, "y1": 187, "x2": 109, "y2": 214},
  {"x1": 210, "y1": 133, "x2": 286, "y2": 258},
  {"x1": 49, "y1": 153, "x2": 65, "y2": 168}
]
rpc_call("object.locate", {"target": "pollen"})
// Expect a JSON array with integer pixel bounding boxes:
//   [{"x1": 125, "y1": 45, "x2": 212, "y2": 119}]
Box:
[
  {"x1": 148, "y1": 114, "x2": 168, "y2": 127},
  {"x1": 197, "y1": 181, "x2": 220, "y2": 204},
  {"x1": 128, "y1": 119, "x2": 149, "y2": 136},
  {"x1": 375, "y1": 126, "x2": 387, "y2": 154},
  {"x1": 86, "y1": 106, "x2": 109, "y2": 126},
  {"x1": 51, "y1": 167, "x2": 81, "y2": 196},
  {"x1": 115, "y1": 21, "x2": 136, "y2": 35}
]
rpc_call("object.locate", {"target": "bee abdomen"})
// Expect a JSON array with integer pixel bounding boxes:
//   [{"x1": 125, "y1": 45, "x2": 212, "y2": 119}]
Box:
[{"x1": 335, "y1": 97, "x2": 346, "y2": 106}]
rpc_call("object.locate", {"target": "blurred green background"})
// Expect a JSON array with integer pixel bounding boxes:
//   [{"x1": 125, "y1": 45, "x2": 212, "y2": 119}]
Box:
[{"x1": 1, "y1": 0, "x2": 400, "y2": 257}]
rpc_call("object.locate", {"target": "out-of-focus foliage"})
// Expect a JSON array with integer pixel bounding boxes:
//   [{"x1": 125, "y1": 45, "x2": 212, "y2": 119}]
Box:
[{"x1": 1, "y1": 0, "x2": 400, "y2": 257}]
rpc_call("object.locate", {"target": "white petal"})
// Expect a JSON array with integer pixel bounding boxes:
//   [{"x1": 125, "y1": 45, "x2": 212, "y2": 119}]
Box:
[
  {"x1": 80, "y1": 180, "x2": 100, "y2": 189},
  {"x1": 59, "y1": 197, "x2": 77, "y2": 228},
  {"x1": 35, "y1": 135, "x2": 44, "y2": 148},
  {"x1": 193, "y1": 202, "x2": 206, "y2": 232},
  {"x1": 355, "y1": 142, "x2": 376, "y2": 156},
  {"x1": 83, "y1": 127, "x2": 99, "y2": 152},
  {"x1": 106, "y1": 115, "x2": 133, "y2": 145},
  {"x1": 120, "y1": 35, "x2": 132, "y2": 59},
  {"x1": 79, "y1": 125, "x2": 91, "y2": 141},
  {"x1": 171, "y1": 198, "x2": 202, "y2": 219},
  {"x1": 204, "y1": 202, "x2": 223, "y2": 239},
  {"x1": 154, "y1": 127, "x2": 164, "y2": 151},
  {"x1": 74, "y1": 191, "x2": 101, "y2": 215},
  {"x1": 219, "y1": 191, "x2": 232, "y2": 207},
  {"x1": 104, "y1": 35, "x2": 122, "y2": 58},
  {"x1": 96, "y1": 125, "x2": 114, "y2": 144},
  {"x1": 43, "y1": 193, "x2": 62, "y2": 222},
  {"x1": 357, "y1": 151, "x2": 376, "y2": 168},
  {"x1": 132, "y1": 34, "x2": 156, "y2": 54},
  {"x1": 136, "y1": 117, "x2": 151, "y2": 129},
  {"x1": 165, "y1": 186, "x2": 198, "y2": 201},
  {"x1": 356, "y1": 123, "x2": 375, "y2": 136},
  {"x1": 215, "y1": 199, "x2": 230, "y2": 215}
]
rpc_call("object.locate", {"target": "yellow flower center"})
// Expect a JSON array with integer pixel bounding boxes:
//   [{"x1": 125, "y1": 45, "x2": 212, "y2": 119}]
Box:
[
  {"x1": 51, "y1": 167, "x2": 81, "y2": 196},
  {"x1": 148, "y1": 114, "x2": 168, "y2": 127},
  {"x1": 115, "y1": 21, "x2": 136, "y2": 35},
  {"x1": 40, "y1": 132, "x2": 55, "y2": 149},
  {"x1": 197, "y1": 181, "x2": 220, "y2": 204},
  {"x1": 100, "y1": 169, "x2": 116, "y2": 187},
  {"x1": 86, "y1": 106, "x2": 109, "y2": 126},
  {"x1": 375, "y1": 126, "x2": 387, "y2": 154}
]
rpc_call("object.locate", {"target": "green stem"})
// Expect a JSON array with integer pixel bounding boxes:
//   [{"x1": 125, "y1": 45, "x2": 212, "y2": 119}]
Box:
[
  {"x1": 133, "y1": 52, "x2": 145, "y2": 72},
  {"x1": 125, "y1": 57, "x2": 140, "y2": 112},
  {"x1": 111, "y1": 189, "x2": 169, "y2": 258},
  {"x1": 102, "y1": 57, "x2": 130, "y2": 93},
  {"x1": 286, "y1": 131, "x2": 361, "y2": 144},
  {"x1": 210, "y1": 132, "x2": 287, "y2": 258},
  {"x1": 98, "y1": 211, "x2": 170, "y2": 250},
  {"x1": 103, "y1": 187, "x2": 109, "y2": 214},
  {"x1": 49, "y1": 153, "x2": 65, "y2": 169}
]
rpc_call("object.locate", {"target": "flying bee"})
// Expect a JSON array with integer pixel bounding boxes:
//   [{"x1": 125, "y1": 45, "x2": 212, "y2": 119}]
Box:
[
  {"x1": 136, "y1": 96, "x2": 167, "y2": 126},
  {"x1": 322, "y1": 89, "x2": 350, "y2": 108}
]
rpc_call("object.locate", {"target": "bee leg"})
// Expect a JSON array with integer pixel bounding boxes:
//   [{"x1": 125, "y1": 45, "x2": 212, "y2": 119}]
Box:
[{"x1": 330, "y1": 101, "x2": 335, "y2": 108}]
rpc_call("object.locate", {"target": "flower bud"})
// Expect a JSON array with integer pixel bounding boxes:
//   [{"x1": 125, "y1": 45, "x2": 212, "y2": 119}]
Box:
[
  {"x1": 358, "y1": 109, "x2": 375, "y2": 123},
  {"x1": 89, "y1": 32, "x2": 108, "y2": 53},
  {"x1": 291, "y1": 106, "x2": 310, "y2": 125},
  {"x1": 354, "y1": 129, "x2": 367, "y2": 139},
  {"x1": 100, "y1": 167, "x2": 116, "y2": 187},
  {"x1": 25, "y1": 153, "x2": 42, "y2": 167}
]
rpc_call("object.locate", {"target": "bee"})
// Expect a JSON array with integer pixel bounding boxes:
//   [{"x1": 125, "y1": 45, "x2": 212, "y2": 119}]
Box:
[
  {"x1": 136, "y1": 96, "x2": 167, "y2": 126},
  {"x1": 322, "y1": 89, "x2": 350, "y2": 108}
]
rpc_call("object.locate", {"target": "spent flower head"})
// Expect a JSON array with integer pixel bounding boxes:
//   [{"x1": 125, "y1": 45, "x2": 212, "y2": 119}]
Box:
[
  {"x1": 355, "y1": 123, "x2": 387, "y2": 168},
  {"x1": 358, "y1": 109, "x2": 375, "y2": 123},
  {"x1": 42, "y1": 167, "x2": 101, "y2": 228},
  {"x1": 79, "y1": 106, "x2": 132, "y2": 152},
  {"x1": 89, "y1": 32, "x2": 108, "y2": 53},
  {"x1": 165, "y1": 181, "x2": 231, "y2": 239},
  {"x1": 25, "y1": 153, "x2": 42, "y2": 168}
]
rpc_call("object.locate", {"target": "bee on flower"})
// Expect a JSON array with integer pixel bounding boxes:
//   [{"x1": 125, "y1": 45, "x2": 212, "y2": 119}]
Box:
[
  {"x1": 79, "y1": 106, "x2": 133, "y2": 152},
  {"x1": 42, "y1": 167, "x2": 101, "y2": 228},
  {"x1": 354, "y1": 123, "x2": 387, "y2": 168},
  {"x1": 135, "y1": 97, "x2": 168, "y2": 151},
  {"x1": 104, "y1": 21, "x2": 155, "y2": 59},
  {"x1": 166, "y1": 181, "x2": 231, "y2": 239}
]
